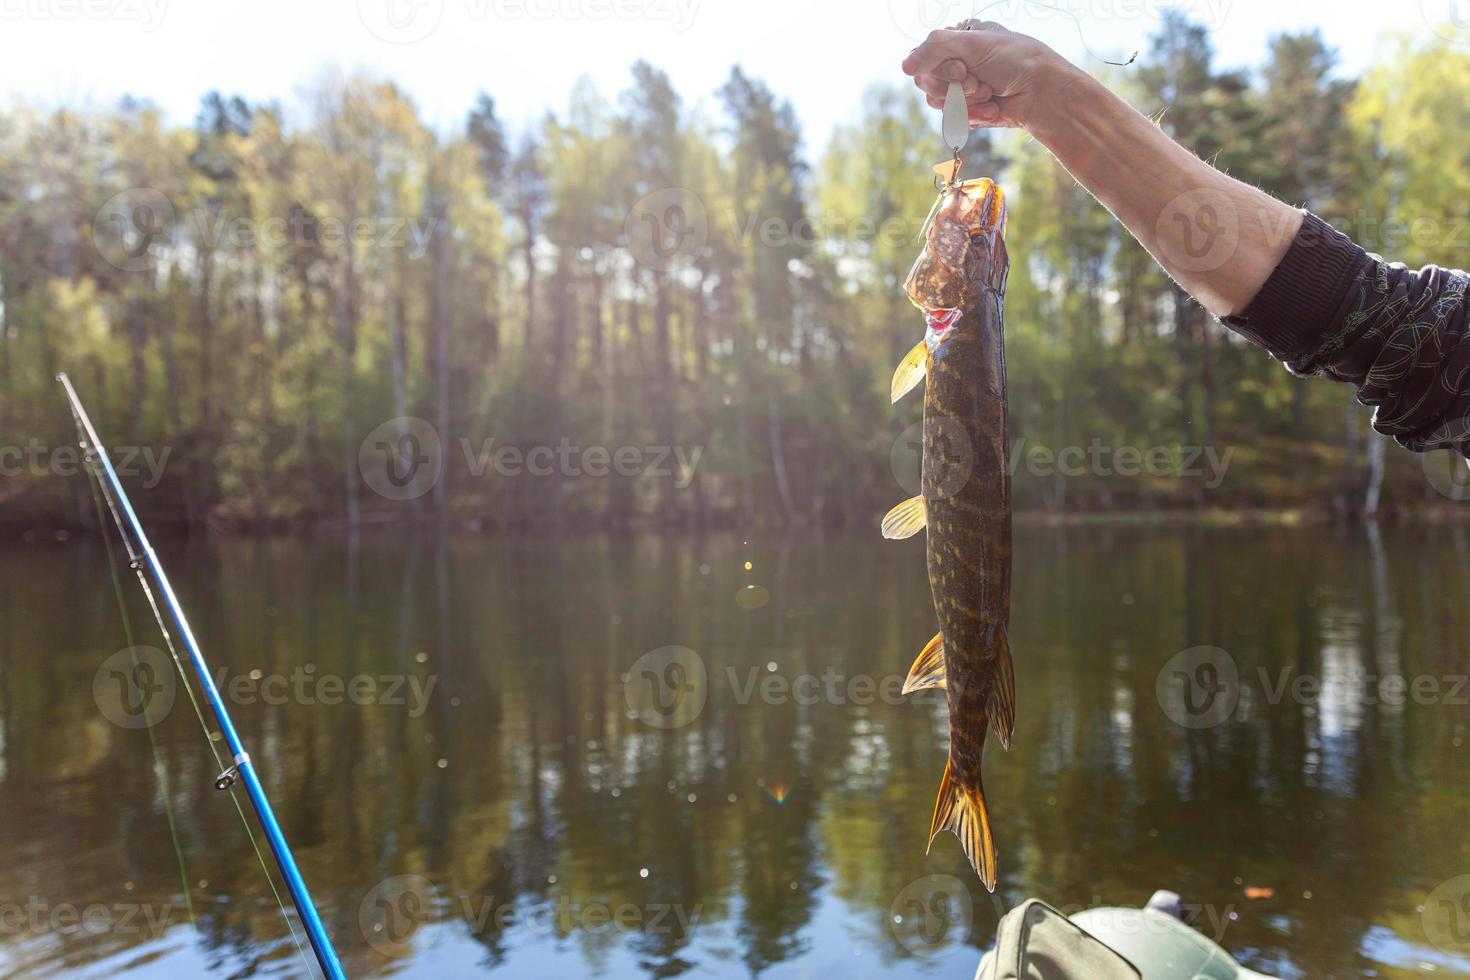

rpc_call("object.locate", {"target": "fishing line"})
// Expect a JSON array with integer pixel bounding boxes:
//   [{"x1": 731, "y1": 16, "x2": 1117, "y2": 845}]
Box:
[
  {"x1": 70, "y1": 408, "x2": 318, "y2": 978},
  {"x1": 82, "y1": 465, "x2": 196, "y2": 926},
  {"x1": 962, "y1": 0, "x2": 1139, "y2": 66}
]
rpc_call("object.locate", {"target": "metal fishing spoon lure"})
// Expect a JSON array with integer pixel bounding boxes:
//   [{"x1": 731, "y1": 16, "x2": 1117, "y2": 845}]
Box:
[{"x1": 939, "y1": 80, "x2": 968, "y2": 188}]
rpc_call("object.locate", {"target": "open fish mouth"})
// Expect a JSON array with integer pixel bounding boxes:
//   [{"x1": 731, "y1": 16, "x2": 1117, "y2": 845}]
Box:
[{"x1": 924, "y1": 308, "x2": 962, "y2": 334}]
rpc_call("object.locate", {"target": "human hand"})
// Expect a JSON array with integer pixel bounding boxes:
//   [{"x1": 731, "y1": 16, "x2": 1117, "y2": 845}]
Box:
[{"x1": 902, "y1": 22, "x2": 1072, "y2": 131}]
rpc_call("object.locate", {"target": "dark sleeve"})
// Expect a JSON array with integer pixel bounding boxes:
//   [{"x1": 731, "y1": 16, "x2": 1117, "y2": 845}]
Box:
[{"x1": 1222, "y1": 211, "x2": 1470, "y2": 455}]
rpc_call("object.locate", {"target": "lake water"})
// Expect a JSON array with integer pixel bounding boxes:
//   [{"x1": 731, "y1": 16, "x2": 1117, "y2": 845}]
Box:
[{"x1": 0, "y1": 525, "x2": 1467, "y2": 978}]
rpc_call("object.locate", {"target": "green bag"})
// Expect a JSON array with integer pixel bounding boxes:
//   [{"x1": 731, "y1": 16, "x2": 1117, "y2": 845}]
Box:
[
  {"x1": 975, "y1": 895, "x2": 1279, "y2": 980},
  {"x1": 975, "y1": 900, "x2": 1141, "y2": 979}
]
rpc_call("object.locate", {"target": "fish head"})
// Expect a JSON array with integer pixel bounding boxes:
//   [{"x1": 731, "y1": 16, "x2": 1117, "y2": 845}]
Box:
[{"x1": 904, "y1": 178, "x2": 1008, "y2": 351}]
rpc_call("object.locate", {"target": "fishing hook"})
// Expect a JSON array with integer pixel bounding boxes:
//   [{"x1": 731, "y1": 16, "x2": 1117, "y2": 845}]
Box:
[{"x1": 935, "y1": 147, "x2": 963, "y2": 193}]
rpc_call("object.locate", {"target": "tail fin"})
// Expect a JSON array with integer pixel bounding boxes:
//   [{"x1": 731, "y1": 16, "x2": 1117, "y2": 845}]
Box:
[{"x1": 927, "y1": 755, "x2": 997, "y2": 891}]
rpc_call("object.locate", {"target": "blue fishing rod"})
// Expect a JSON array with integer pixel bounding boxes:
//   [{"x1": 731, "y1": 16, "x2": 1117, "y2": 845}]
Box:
[{"x1": 58, "y1": 373, "x2": 346, "y2": 980}]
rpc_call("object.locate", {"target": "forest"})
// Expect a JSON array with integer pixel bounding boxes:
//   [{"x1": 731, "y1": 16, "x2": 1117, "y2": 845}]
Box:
[{"x1": 2, "y1": 12, "x2": 1467, "y2": 530}]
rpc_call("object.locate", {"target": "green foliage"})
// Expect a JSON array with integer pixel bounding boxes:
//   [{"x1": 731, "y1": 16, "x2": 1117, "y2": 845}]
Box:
[{"x1": 0, "y1": 25, "x2": 1459, "y2": 529}]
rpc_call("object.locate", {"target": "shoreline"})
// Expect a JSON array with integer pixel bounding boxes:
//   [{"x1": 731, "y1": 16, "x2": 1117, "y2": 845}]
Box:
[{"x1": 9, "y1": 505, "x2": 1470, "y2": 542}]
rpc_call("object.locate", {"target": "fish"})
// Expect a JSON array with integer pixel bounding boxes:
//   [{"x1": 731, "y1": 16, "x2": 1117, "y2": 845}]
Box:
[{"x1": 882, "y1": 177, "x2": 1013, "y2": 891}]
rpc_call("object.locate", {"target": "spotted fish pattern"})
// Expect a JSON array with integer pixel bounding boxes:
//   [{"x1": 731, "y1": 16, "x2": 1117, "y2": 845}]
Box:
[{"x1": 883, "y1": 178, "x2": 1014, "y2": 891}]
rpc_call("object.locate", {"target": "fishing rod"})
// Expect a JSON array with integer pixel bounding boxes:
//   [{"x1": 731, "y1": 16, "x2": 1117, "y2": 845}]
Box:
[{"x1": 57, "y1": 373, "x2": 346, "y2": 980}]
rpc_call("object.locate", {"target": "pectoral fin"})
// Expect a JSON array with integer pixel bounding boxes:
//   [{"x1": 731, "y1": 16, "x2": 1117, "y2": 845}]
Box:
[
  {"x1": 880, "y1": 495, "x2": 927, "y2": 540},
  {"x1": 890, "y1": 340, "x2": 927, "y2": 403},
  {"x1": 902, "y1": 632, "x2": 945, "y2": 693}
]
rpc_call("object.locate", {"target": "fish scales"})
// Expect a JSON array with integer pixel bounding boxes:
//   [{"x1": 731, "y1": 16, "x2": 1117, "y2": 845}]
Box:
[{"x1": 883, "y1": 177, "x2": 1014, "y2": 891}]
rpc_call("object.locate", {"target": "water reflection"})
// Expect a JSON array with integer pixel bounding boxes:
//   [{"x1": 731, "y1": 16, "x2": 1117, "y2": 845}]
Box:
[{"x1": 0, "y1": 525, "x2": 1466, "y2": 977}]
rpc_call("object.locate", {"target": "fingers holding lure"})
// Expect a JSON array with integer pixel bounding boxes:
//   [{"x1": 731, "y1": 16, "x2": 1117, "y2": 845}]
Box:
[{"x1": 881, "y1": 175, "x2": 1014, "y2": 892}]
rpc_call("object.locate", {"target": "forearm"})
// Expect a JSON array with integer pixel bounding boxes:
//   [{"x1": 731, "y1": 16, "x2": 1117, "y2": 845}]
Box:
[
  {"x1": 905, "y1": 26, "x2": 1470, "y2": 455},
  {"x1": 1027, "y1": 65, "x2": 1302, "y2": 318}
]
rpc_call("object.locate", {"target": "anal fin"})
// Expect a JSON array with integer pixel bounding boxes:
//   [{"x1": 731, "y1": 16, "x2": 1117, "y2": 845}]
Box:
[
  {"x1": 927, "y1": 757, "x2": 997, "y2": 892},
  {"x1": 988, "y1": 627, "x2": 1016, "y2": 750},
  {"x1": 902, "y1": 632, "x2": 945, "y2": 693},
  {"x1": 880, "y1": 495, "x2": 927, "y2": 540}
]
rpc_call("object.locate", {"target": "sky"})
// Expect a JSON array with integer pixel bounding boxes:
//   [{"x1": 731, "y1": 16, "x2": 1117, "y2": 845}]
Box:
[{"x1": 0, "y1": 0, "x2": 1457, "y2": 158}]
